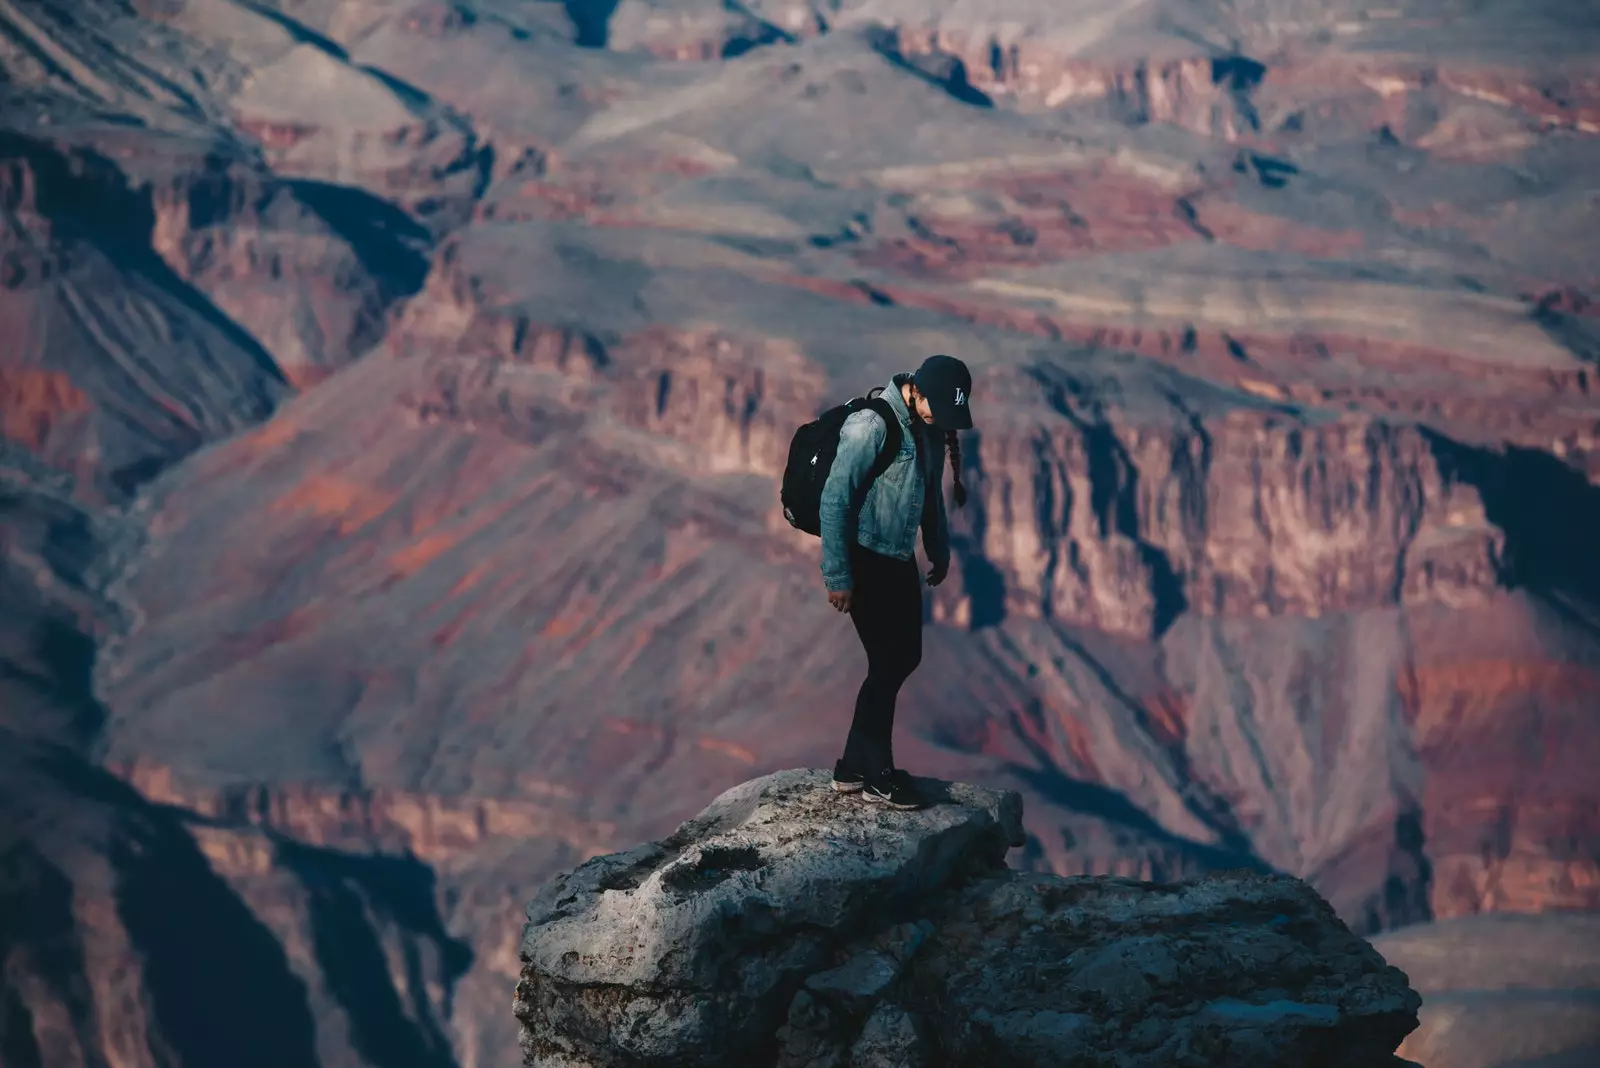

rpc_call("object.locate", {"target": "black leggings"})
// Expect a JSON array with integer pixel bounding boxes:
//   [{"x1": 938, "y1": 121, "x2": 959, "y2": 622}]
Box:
[{"x1": 840, "y1": 542, "x2": 923, "y2": 774}]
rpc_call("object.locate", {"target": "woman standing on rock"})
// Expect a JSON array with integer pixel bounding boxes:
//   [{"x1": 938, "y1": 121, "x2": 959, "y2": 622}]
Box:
[{"x1": 817, "y1": 355, "x2": 973, "y2": 811}]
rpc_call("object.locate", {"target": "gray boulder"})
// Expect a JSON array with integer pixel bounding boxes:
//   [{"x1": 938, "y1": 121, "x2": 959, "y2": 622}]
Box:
[
  {"x1": 909, "y1": 871, "x2": 1422, "y2": 1067},
  {"x1": 514, "y1": 769, "x2": 1421, "y2": 1068}
]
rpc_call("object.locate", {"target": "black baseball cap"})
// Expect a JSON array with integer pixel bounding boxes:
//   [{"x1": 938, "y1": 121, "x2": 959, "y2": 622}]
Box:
[{"x1": 913, "y1": 354, "x2": 973, "y2": 430}]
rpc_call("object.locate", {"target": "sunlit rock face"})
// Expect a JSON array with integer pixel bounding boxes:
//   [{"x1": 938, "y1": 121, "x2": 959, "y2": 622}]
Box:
[{"x1": 2, "y1": 0, "x2": 1597, "y2": 1065}]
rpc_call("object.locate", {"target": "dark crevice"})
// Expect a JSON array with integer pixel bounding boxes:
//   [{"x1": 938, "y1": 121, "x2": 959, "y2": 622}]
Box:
[
  {"x1": 1388, "y1": 808, "x2": 1435, "y2": 928},
  {"x1": 865, "y1": 26, "x2": 994, "y2": 109},
  {"x1": 0, "y1": 976, "x2": 42, "y2": 1068},
  {"x1": 277, "y1": 845, "x2": 473, "y2": 1068},
  {"x1": 1028, "y1": 367, "x2": 1189, "y2": 637},
  {"x1": 950, "y1": 432, "x2": 1006, "y2": 628},
  {"x1": 238, "y1": 0, "x2": 349, "y2": 59},
  {"x1": 1211, "y1": 55, "x2": 1266, "y2": 134},
  {"x1": 564, "y1": 0, "x2": 619, "y2": 49},
  {"x1": 1080, "y1": 424, "x2": 1122, "y2": 540},
  {"x1": 655, "y1": 371, "x2": 672, "y2": 417},
  {"x1": 0, "y1": 834, "x2": 102, "y2": 1068},
  {"x1": 4, "y1": 612, "x2": 98, "y2": 714},
  {"x1": 469, "y1": 143, "x2": 496, "y2": 201},
  {"x1": 0, "y1": 487, "x2": 115, "y2": 749},
  {"x1": 852, "y1": 280, "x2": 896, "y2": 306},
  {"x1": 286, "y1": 179, "x2": 432, "y2": 299},
  {"x1": 1309, "y1": 806, "x2": 1435, "y2": 936},
  {"x1": 1211, "y1": 55, "x2": 1267, "y2": 92},
  {"x1": 1235, "y1": 99, "x2": 1262, "y2": 134},
  {"x1": 662, "y1": 845, "x2": 765, "y2": 894},
  {"x1": 0, "y1": 12, "x2": 74, "y2": 84},
  {"x1": 1174, "y1": 197, "x2": 1215, "y2": 242},
  {"x1": 1425, "y1": 433, "x2": 1600, "y2": 621},
  {"x1": 180, "y1": 153, "x2": 262, "y2": 230},
  {"x1": 1158, "y1": 388, "x2": 1214, "y2": 564},
  {"x1": 958, "y1": 551, "x2": 1007, "y2": 629},
  {"x1": 7, "y1": 566, "x2": 297, "y2": 1068},
  {"x1": 1233, "y1": 150, "x2": 1298, "y2": 189},
  {"x1": 360, "y1": 65, "x2": 435, "y2": 110},
  {"x1": 13, "y1": 750, "x2": 325, "y2": 1068},
  {"x1": 906, "y1": 215, "x2": 956, "y2": 246},
  {"x1": 109, "y1": 456, "x2": 169, "y2": 498},
  {"x1": 1531, "y1": 297, "x2": 1600, "y2": 365},
  {"x1": 721, "y1": 19, "x2": 794, "y2": 59},
  {"x1": 116, "y1": 842, "x2": 322, "y2": 1067},
  {"x1": 1032, "y1": 434, "x2": 1067, "y2": 620}
]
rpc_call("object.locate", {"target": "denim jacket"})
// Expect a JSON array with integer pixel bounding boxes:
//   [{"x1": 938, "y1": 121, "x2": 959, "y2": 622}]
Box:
[{"x1": 819, "y1": 375, "x2": 950, "y2": 591}]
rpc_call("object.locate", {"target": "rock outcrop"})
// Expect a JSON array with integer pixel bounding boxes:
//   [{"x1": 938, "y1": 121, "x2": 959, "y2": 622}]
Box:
[
  {"x1": 935, "y1": 396, "x2": 1504, "y2": 638},
  {"x1": 0, "y1": 132, "x2": 288, "y2": 499},
  {"x1": 515, "y1": 770, "x2": 1422, "y2": 1068},
  {"x1": 4, "y1": 2, "x2": 1597, "y2": 1067}
]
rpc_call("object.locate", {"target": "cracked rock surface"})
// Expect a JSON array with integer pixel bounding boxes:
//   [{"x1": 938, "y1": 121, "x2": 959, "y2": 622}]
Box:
[{"x1": 515, "y1": 769, "x2": 1421, "y2": 1067}]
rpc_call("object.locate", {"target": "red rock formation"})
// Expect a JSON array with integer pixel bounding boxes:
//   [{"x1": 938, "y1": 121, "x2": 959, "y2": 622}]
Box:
[
  {"x1": 2, "y1": 1, "x2": 1598, "y2": 1066},
  {"x1": 110, "y1": 759, "x2": 618, "y2": 860},
  {"x1": 0, "y1": 369, "x2": 92, "y2": 452},
  {"x1": 0, "y1": 133, "x2": 287, "y2": 499},
  {"x1": 937, "y1": 394, "x2": 1501, "y2": 637}
]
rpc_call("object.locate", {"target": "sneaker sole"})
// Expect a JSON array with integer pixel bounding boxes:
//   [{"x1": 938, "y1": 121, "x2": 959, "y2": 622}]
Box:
[{"x1": 831, "y1": 780, "x2": 865, "y2": 793}]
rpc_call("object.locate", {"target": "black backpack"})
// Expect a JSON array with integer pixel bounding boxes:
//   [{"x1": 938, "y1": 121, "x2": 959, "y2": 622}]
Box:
[{"x1": 780, "y1": 391, "x2": 903, "y2": 536}]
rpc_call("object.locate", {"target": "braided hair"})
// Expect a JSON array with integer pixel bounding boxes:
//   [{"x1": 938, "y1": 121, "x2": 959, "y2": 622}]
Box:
[
  {"x1": 896, "y1": 375, "x2": 969, "y2": 507},
  {"x1": 946, "y1": 429, "x2": 967, "y2": 507}
]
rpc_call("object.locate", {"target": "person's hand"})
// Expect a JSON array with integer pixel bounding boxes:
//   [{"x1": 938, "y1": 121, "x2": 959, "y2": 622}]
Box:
[
  {"x1": 927, "y1": 562, "x2": 948, "y2": 587},
  {"x1": 827, "y1": 588, "x2": 853, "y2": 613}
]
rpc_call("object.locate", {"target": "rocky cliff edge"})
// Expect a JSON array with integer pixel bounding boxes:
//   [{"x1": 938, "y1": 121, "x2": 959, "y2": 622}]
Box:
[{"x1": 515, "y1": 769, "x2": 1422, "y2": 1068}]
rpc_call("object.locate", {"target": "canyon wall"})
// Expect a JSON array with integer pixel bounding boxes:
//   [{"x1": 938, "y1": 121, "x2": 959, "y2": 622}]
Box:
[{"x1": 3, "y1": 2, "x2": 1597, "y2": 1068}]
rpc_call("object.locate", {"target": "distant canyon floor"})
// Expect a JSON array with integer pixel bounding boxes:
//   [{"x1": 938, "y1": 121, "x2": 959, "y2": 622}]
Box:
[{"x1": 2, "y1": 1, "x2": 1599, "y2": 1067}]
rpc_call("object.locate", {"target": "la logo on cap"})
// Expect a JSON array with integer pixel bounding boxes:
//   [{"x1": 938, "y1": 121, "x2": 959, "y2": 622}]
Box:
[{"x1": 954, "y1": 387, "x2": 967, "y2": 405}]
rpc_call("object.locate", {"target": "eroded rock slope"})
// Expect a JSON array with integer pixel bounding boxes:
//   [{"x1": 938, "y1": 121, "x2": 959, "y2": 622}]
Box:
[{"x1": 1, "y1": 0, "x2": 1597, "y2": 1066}]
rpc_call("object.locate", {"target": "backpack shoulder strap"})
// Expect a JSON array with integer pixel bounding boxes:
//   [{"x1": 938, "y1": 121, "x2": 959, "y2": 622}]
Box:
[{"x1": 859, "y1": 396, "x2": 902, "y2": 480}]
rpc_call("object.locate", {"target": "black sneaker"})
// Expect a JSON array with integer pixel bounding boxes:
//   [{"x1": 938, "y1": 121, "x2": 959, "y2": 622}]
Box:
[
  {"x1": 831, "y1": 760, "x2": 866, "y2": 793},
  {"x1": 862, "y1": 769, "x2": 926, "y2": 810}
]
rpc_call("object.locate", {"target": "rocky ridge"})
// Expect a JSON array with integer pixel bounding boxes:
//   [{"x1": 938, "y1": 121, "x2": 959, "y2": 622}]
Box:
[
  {"x1": 2, "y1": 1, "x2": 1598, "y2": 1067},
  {"x1": 515, "y1": 769, "x2": 1423, "y2": 1068}
]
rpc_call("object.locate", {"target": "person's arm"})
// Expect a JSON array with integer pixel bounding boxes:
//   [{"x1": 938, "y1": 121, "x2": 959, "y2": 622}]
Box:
[
  {"x1": 921, "y1": 442, "x2": 951, "y2": 582},
  {"x1": 819, "y1": 411, "x2": 885, "y2": 592}
]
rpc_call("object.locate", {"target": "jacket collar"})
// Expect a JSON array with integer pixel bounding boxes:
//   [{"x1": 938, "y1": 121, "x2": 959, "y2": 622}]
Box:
[{"x1": 881, "y1": 373, "x2": 915, "y2": 429}]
